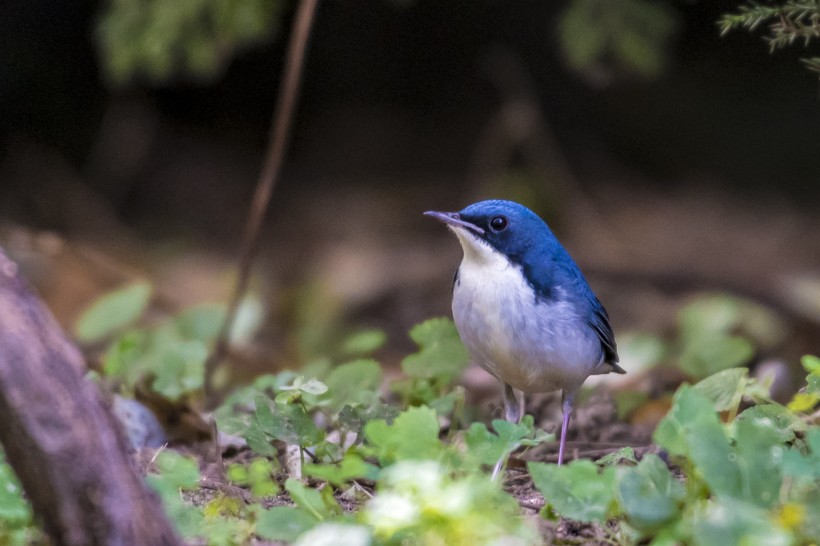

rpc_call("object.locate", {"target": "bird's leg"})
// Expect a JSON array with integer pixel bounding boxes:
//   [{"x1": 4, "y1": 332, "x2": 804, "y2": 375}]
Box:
[
  {"x1": 503, "y1": 382, "x2": 523, "y2": 424},
  {"x1": 491, "y1": 383, "x2": 523, "y2": 481},
  {"x1": 557, "y1": 390, "x2": 574, "y2": 465}
]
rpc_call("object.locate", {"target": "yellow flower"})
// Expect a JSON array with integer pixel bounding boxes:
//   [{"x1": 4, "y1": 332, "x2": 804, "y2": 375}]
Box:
[{"x1": 775, "y1": 503, "x2": 804, "y2": 530}]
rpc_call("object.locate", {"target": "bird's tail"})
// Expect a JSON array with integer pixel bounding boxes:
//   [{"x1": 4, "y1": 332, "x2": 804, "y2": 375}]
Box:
[{"x1": 592, "y1": 361, "x2": 627, "y2": 375}]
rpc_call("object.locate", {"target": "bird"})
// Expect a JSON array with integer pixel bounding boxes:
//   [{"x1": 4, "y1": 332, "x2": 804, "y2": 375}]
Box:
[{"x1": 425, "y1": 200, "x2": 624, "y2": 476}]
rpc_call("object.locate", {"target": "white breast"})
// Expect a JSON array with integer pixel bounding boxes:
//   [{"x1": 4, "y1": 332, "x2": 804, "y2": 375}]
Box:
[{"x1": 450, "y1": 230, "x2": 602, "y2": 394}]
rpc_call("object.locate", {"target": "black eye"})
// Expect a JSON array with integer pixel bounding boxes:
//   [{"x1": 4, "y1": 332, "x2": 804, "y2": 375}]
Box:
[{"x1": 489, "y1": 216, "x2": 508, "y2": 232}]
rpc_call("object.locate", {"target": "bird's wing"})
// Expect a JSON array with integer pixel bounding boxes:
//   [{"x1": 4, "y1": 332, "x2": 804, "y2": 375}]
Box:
[{"x1": 588, "y1": 301, "x2": 625, "y2": 374}]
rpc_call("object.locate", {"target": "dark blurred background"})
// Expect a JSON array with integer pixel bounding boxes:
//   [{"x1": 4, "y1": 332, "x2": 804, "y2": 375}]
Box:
[{"x1": 1, "y1": 0, "x2": 819, "y2": 379}]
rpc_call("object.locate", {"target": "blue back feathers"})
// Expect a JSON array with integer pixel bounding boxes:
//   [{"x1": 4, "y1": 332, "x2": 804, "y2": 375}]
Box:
[{"x1": 456, "y1": 200, "x2": 620, "y2": 367}]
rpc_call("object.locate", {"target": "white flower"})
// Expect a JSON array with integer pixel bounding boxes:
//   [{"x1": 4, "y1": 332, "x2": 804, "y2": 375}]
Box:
[
  {"x1": 365, "y1": 491, "x2": 421, "y2": 533},
  {"x1": 424, "y1": 481, "x2": 471, "y2": 516},
  {"x1": 294, "y1": 523, "x2": 371, "y2": 546}
]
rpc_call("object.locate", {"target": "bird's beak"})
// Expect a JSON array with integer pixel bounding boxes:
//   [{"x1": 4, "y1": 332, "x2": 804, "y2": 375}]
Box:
[{"x1": 424, "y1": 211, "x2": 485, "y2": 235}]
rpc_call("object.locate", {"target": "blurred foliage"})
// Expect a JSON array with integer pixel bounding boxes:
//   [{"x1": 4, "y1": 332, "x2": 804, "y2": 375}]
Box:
[
  {"x1": 789, "y1": 354, "x2": 820, "y2": 412},
  {"x1": 95, "y1": 0, "x2": 283, "y2": 84},
  {"x1": 532, "y1": 367, "x2": 820, "y2": 545},
  {"x1": 676, "y1": 293, "x2": 785, "y2": 379},
  {"x1": 149, "y1": 450, "x2": 256, "y2": 544},
  {"x1": 75, "y1": 282, "x2": 264, "y2": 401},
  {"x1": 63, "y1": 282, "x2": 820, "y2": 544},
  {"x1": 719, "y1": 1, "x2": 820, "y2": 78},
  {"x1": 0, "y1": 451, "x2": 43, "y2": 545},
  {"x1": 75, "y1": 282, "x2": 153, "y2": 343},
  {"x1": 556, "y1": 0, "x2": 679, "y2": 83},
  {"x1": 93, "y1": 0, "x2": 685, "y2": 87},
  {"x1": 612, "y1": 293, "x2": 785, "y2": 386},
  {"x1": 362, "y1": 459, "x2": 537, "y2": 545}
]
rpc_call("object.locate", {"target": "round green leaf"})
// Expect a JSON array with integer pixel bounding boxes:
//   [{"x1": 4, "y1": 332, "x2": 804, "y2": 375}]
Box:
[{"x1": 75, "y1": 282, "x2": 152, "y2": 343}]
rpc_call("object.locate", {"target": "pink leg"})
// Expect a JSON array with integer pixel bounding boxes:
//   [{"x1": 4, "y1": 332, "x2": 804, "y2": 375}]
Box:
[
  {"x1": 557, "y1": 391, "x2": 574, "y2": 465},
  {"x1": 492, "y1": 383, "x2": 522, "y2": 480}
]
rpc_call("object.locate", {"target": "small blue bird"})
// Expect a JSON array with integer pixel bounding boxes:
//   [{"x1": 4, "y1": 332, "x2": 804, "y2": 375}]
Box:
[{"x1": 425, "y1": 200, "x2": 624, "y2": 474}]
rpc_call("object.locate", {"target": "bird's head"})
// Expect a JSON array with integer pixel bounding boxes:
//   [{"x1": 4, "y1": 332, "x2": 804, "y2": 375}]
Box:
[{"x1": 425, "y1": 200, "x2": 559, "y2": 268}]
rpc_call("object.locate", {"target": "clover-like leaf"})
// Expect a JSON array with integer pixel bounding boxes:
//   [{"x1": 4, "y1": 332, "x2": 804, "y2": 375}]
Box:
[
  {"x1": 364, "y1": 406, "x2": 442, "y2": 464},
  {"x1": 615, "y1": 454, "x2": 684, "y2": 531},
  {"x1": 690, "y1": 497, "x2": 792, "y2": 546},
  {"x1": 174, "y1": 303, "x2": 226, "y2": 342},
  {"x1": 255, "y1": 396, "x2": 323, "y2": 446},
  {"x1": 255, "y1": 505, "x2": 318, "y2": 542},
  {"x1": 401, "y1": 318, "x2": 469, "y2": 382},
  {"x1": 151, "y1": 339, "x2": 207, "y2": 400},
  {"x1": 324, "y1": 359, "x2": 383, "y2": 411},
  {"x1": 529, "y1": 460, "x2": 616, "y2": 523},
  {"x1": 654, "y1": 386, "x2": 718, "y2": 457},
  {"x1": 464, "y1": 415, "x2": 551, "y2": 467},
  {"x1": 693, "y1": 367, "x2": 749, "y2": 414},
  {"x1": 285, "y1": 478, "x2": 337, "y2": 521},
  {"x1": 305, "y1": 454, "x2": 379, "y2": 487},
  {"x1": 736, "y1": 404, "x2": 806, "y2": 444}
]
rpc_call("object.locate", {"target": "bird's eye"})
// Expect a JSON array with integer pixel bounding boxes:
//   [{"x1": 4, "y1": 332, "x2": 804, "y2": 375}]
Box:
[{"x1": 489, "y1": 216, "x2": 508, "y2": 232}]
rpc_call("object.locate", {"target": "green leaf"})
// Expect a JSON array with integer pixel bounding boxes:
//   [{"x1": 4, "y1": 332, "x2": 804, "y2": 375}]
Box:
[
  {"x1": 364, "y1": 406, "x2": 442, "y2": 464},
  {"x1": 463, "y1": 422, "x2": 507, "y2": 466},
  {"x1": 338, "y1": 403, "x2": 399, "y2": 438},
  {"x1": 596, "y1": 446, "x2": 638, "y2": 467},
  {"x1": 401, "y1": 318, "x2": 469, "y2": 382},
  {"x1": 304, "y1": 454, "x2": 379, "y2": 487},
  {"x1": 801, "y1": 355, "x2": 820, "y2": 376},
  {"x1": 0, "y1": 460, "x2": 32, "y2": 525},
  {"x1": 464, "y1": 415, "x2": 551, "y2": 467},
  {"x1": 75, "y1": 282, "x2": 152, "y2": 343},
  {"x1": 297, "y1": 378, "x2": 329, "y2": 396},
  {"x1": 557, "y1": 0, "x2": 677, "y2": 80},
  {"x1": 693, "y1": 368, "x2": 749, "y2": 413},
  {"x1": 678, "y1": 295, "x2": 744, "y2": 340},
  {"x1": 341, "y1": 329, "x2": 387, "y2": 356},
  {"x1": 254, "y1": 396, "x2": 323, "y2": 446},
  {"x1": 732, "y1": 416, "x2": 784, "y2": 508},
  {"x1": 807, "y1": 374, "x2": 820, "y2": 396},
  {"x1": 145, "y1": 451, "x2": 203, "y2": 537},
  {"x1": 242, "y1": 419, "x2": 277, "y2": 457},
  {"x1": 150, "y1": 451, "x2": 200, "y2": 490},
  {"x1": 255, "y1": 505, "x2": 318, "y2": 542},
  {"x1": 151, "y1": 340, "x2": 207, "y2": 400},
  {"x1": 324, "y1": 359, "x2": 383, "y2": 411},
  {"x1": 285, "y1": 478, "x2": 333, "y2": 521},
  {"x1": 690, "y1": 497, "x2": 792, "y2": 546},
  {"x1": 783, "y1": 428, "x2": 820, "y2": 480},
  {"x1": 616, "y1": 332, "x2": 666, "y2": 371},
  {"x1": 102, "y1": 329, "x2": 149, "y2": 381},
  {"x1": 686, "y1": 418, "x2": 740, "y2": 499},
  {"x1": 654, "y1": 386, "x2": 719, "y2": 457},
  {"x1": 678, "y1": 336, "x2": 755, "y2": 379},
  {"x1": 174, "y1": 303, "x2": 226, "y2": 342},
  {"x1": 529, "y1": 460, "x2": 616, "y2": 523},
  {"x1": 736, "y1": 404, "x2": 807, "y2": 444},
  {"x1": 657, "y1": 385, "x2": 790, "y2": 507},
  {"x1": 226, "y1": 458, "x2": 278, "y2": 497},
  {"x1": 615, "y1": 454, "x2": 684, "y2": 531},
  {"x1": 96, "y1": 0, "x2": 284, "y2": 84}
]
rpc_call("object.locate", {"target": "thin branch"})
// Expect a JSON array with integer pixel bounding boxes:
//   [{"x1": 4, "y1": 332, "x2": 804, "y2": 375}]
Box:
[{"x1": 205, "y1": 0, "x2": 320, "y2": 404}]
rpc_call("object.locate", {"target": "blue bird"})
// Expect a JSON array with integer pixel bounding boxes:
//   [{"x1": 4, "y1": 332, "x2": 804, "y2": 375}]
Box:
[{"x1": 425, "y1": 200, "x2": 624, "y2": 475}]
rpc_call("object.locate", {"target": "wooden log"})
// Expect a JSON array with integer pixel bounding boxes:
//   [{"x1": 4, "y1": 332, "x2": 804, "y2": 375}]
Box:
[{"x1": 0, "y1": 248, "x2": 181, "y2": 546}]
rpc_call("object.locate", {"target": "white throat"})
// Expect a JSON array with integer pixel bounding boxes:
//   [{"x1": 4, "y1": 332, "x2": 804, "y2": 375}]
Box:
[{"x1": 449, "y1": 226, "x2": 600, "y2": 394}]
